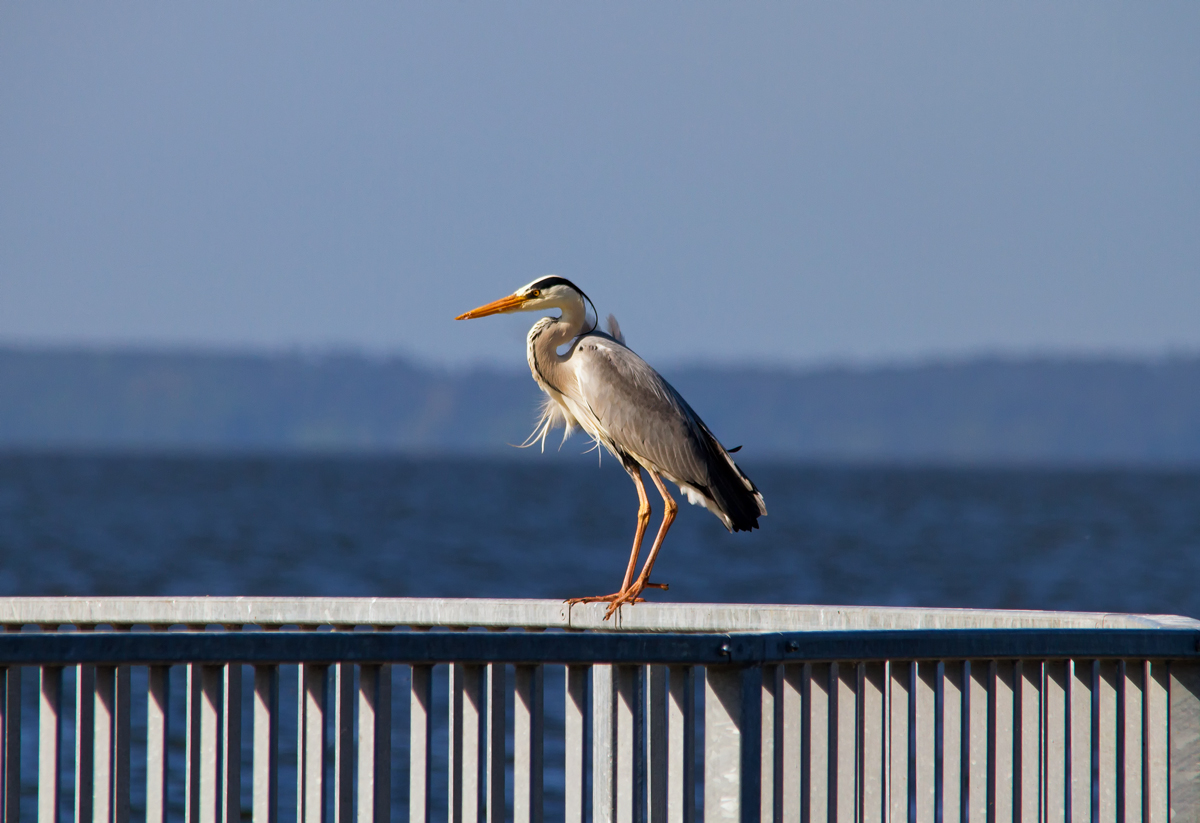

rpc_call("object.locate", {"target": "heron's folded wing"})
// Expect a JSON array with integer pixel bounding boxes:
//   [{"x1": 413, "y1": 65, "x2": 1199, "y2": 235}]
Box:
[{"x1": 570, "y1": 338, "x2": 713, "y2": 487}]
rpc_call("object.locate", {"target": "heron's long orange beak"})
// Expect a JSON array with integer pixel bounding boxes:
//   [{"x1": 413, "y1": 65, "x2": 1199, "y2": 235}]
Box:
[{"x1": 455, "y1": 293, "x2": 529, "y2": 320}]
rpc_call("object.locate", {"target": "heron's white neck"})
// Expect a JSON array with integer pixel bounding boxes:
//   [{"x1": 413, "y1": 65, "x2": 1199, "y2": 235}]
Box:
[{"x1": 526, "y1": 296, "x2": 588, "y2": 394}]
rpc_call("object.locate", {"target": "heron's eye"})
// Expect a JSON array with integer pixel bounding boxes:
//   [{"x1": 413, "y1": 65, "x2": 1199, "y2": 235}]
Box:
[{"x1": 529, "y1": 289, "x2": 541, "y2": 298}]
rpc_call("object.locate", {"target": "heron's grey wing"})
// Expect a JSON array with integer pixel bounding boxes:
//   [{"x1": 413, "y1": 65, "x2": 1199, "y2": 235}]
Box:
[
  {"x1": 569, "y1": 336, "x2": 711, "y2": 485},
  {"x1": 568, "y1": 334, "x2": 767, "y2": 531}
]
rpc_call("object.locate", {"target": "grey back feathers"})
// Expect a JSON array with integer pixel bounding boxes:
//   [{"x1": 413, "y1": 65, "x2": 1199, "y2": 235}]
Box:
[{"x1": 565, "y1": 334, "x2": 765, "y2": 531}]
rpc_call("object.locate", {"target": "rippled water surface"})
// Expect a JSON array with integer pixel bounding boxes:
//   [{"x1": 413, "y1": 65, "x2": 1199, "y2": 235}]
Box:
[{"x1": 1, "y1": 453, "x2": 1199, "y2": 615}]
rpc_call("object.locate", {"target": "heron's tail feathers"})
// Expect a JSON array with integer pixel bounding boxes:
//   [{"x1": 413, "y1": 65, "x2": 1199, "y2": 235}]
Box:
[
  {"x1": 700, "y1": 426, "x2": 767, "y2": 533},
  {"x1": 518, "y1": 395, "x2": 576, "y2": 453}
]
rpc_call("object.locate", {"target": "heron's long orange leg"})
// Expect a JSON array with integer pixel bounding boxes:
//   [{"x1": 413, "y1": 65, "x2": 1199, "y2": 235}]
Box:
[
  {"x1": 604, "y1": 472, "x2": 677, "y2": 619},
  {"x1": 565, "y1": 466, "x2": 665, "y2": 607},
  {"x1": 619, "y1": 467, "x2": 652, "y2": 591}
]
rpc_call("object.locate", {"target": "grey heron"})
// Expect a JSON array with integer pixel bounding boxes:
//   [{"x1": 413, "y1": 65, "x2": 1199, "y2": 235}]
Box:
[{"x1": 456, "y1": 276, "x2": 766, "y2": 618}]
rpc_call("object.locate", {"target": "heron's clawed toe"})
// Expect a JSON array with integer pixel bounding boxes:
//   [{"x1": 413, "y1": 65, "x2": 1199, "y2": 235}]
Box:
[
  {"x1": 602, "y1": 594, "x2": 637, "y2": 620},
  {"x1": 601, "y1": 579, "x2": 663, "y2": 619},
  {"x1": 565, "y1": 592, "x2": 624, "y2": 606}
]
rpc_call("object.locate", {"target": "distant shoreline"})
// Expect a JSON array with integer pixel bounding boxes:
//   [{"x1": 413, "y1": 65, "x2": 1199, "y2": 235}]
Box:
[{"x1": 2, "y1": 347, "x2": 1198, "y2": 464}]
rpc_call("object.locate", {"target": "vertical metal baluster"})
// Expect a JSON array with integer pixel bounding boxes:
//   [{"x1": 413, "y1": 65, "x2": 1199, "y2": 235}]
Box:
[
  {"x1": 253, "y1": 665, "x2": 279, "y2": 823},
  {"x1": 186, "y1": 664, "x2": 202, "y2": 823},
  {"x1": 913, "y1": 662, "x2": 935, "y2": 823},
  {"x1": 449, "y1": 663, "x2": 464, "y2": 823},
  {"x1": 514, "y1": 665, "x2": 544, "y2": 823},
  {"x1": 966, "y1": 662, "x2": 989, "y2": 823},
  {"x1": 223, "y1": 665, "x2": 242, "y2": 823},
  {"x1": 703, "y1": 665, "x2": 762, "y2": 823},
  {"x1": 76, "y1": 662, "x2": 94, "y2": 823},
  {"x1": 564, "y1": 666, "x2": 589, "y2": 823},
  {"x1": 833, "y1": 663, "x2": 856, "y2": 823},
  {"x1": 460, "y1": 665, "x2": 485, "y2": 823},
  {"x1": 95, "y1": 666, "x2": 116, "y2": 823},
  {"x1": 939, "y1": 662, "x2": 963, "y2": 823},
  {"x1": 357, "y1": 664, "x2": 390, "y2": 823},
  {"x1": 887, "y1": 662, "x2": 910, "y2": 823},
  {"x1": 80, "y1": 661, "x2": 131, "y2": 823},
  {"x1": 114, "y1": 665, "x2": 129, "y2": 823},
  {"x1": 1146, "y1": 661, "x2": 1169, "y2": 823},
  {"x1": 1089, "y1": 661, "x2": 1101, "y2": 823},
  {"x1": 993, "y1": 661, "x2": 1014, "y2": 823},
  {"x1": 668, "y1": 666, "x2": 695, "y2": 823},
  {"x1": 805, "y1": 663, "x2": 831, "y2": 823},
  {"x1": 332, "y1": 664, "x2": 353, "y2": 823},
  {"x1": 759, "y1": 665, "x2": 778, "y2": 823},
  {"x1": 1169, "y1": 661, "x2": 1200, "y2": 822},
  {"x1": 614, "y1": 666, "x2": 637, "y2": 823},
  {"x1": 295, "y1": 666, "x2": 305, "y2": 823},
  {"x1": 1120, "y1": 661, "x2": 1143, "y2": 823},
  {"x1": 39, "y1": 666, "x2": 63, "y2": 823},
  {"x1": 486, "y1": 663, "x2": 505, "y2": 823},
  {"x1": 648, "y1": 666, "x2": 668, "y2": 823},
  {"x1": 593, "y1": 664, "x2": 616, "y2": 823},
  {"x1": 635, "y1": 667, "x2": 645, "y2": 823},
  {"x1": 1014, "y1": 660, "x2": 1029, "y2": 823},
  {"x1": 861, "y1": 662, "x2": 887, "y2": 823},
  {"x1": 0, "y1": 662, "x2": 19, "y2": 823},
  {"x1": 409, "y1": 665, "x2": 433, "y2": 823},
  {"x1": 200, "y1": 665, "x2": 222, "y2": 823},
  {"x1": 1118, "y1": 662, "x2": 1130, "y2": 821},
  {"x1": 145, "y1": 667, "x2": 169, "y2": 823},
  {"x1": 1069, "y1": 661, "x2": 1093, "y2": 823},
  {"x1": 1044, "y1": 661, "x2": 1068, "y2": 823},
  {"x1": 779, "y1": 665, "x2": 802, "y2": 823},
  {"x1": 302, "y1": 665, "x2": 328, "y2": 823},
  {"x1": 1097, "y1": 661, "x2": 1118, "y2": 823},
  {"x1": 1015, "y1": 661, "x2": 1042, "y2": 823}
]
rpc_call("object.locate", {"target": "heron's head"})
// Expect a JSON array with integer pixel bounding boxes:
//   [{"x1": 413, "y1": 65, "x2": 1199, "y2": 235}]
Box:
[{"x1": 455, "y1": 276, "x2": 588, "y2": 320}]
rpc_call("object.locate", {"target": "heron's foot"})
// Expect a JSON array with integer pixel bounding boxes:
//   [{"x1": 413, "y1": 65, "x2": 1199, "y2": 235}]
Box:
[
  {"x1": 565, "y1": 592, "x2": 640, "y2": 606},
  {"x1": 565, "y1": 582, "x2": 668, "y2": 613},
  {"x1": 601, "y1": 579, "x2": 669, "y2": 620}
]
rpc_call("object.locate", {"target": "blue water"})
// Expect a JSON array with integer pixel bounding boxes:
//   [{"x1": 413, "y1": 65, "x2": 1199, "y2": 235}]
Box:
[
  {"x1": 2, "y1": 453, "x2": 1200, "y2": 823},
  {"x1": 1, "y1": 453, "x2": 1198, "y2": 615}
]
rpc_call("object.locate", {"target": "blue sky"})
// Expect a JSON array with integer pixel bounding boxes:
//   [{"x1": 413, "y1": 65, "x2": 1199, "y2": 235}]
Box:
[{"x1": 1, "y1": 3, "x2": 1197, "y2": 368}]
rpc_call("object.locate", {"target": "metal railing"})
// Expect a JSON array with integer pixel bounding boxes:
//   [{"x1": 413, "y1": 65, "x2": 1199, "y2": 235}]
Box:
[{"x1": 0, "y1": 597, "x2": 1197, "y2": 823}]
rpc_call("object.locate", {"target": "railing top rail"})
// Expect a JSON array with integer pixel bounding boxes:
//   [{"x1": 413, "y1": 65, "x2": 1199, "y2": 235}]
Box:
[
  {"x1": 0, "y1": 628, "x2": 1198, "y2": 667},
  {"x1": 0, "y1": 596, "x2": 1195, "y2": 632}
]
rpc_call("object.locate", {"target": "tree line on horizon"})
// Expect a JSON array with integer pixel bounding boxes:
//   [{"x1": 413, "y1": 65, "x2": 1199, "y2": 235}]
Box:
[{"x1": 0, "y1": 346, "x2": 1198, "y2": 464}]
